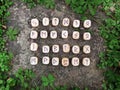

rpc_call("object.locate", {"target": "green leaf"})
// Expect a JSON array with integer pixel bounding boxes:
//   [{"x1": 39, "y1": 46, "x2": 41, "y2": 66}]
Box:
[
  {"x1": 41, "y1": 76, "x2": 48, "y2": 82},
  {"x1": 55, "y1": 85, "x2": 67, "y2": 90},
  {"x1": 48, "y1": 74, "x2": 55, "y2": 82},
  {"x1": 5, "y1": 11, "x2": 10, "y2": 17},
  {"x1": 42, "y1": 81, "x2": 49, "y2": 87},
  {"x1": 88, "y1": 5, "x2": 96, "y2": 15},
  {"x1": 0, "y1": 80, "x2": 3, "y2": 84},
  {"x1": 5, "y1": 85, "x2": 10, "y2": 90},
  {"x1": 41, "y1": 76, "x2": 49, "y2": 87},
  {"x1": 102, "y1": 82, "x2": 107, "y2": 90},
  {"x1": 45, "y1": 0, "x2": 55, "y2": 9},
  {"x1": 85, "y1": 87, "x2": 89, "y2": 90},
  {"x1": 99, "y1": 52, "x2": 105, "y2": 58},
  {"x1": 65, "y1": 0, "x2": 71, "y2": 5},
  {"x1": 7, "y1": 78, "x2": 16, "y2": 86},
  {"x1": 24, "y1": 82, "x2": 29, "y2": 88},
  {"x1": 6, "y1": 27, "x2": 19, "y2": 41}
]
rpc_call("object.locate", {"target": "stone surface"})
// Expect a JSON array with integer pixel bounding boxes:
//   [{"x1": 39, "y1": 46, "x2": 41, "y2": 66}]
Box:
[{"x1": 8, "y1": 0, "x2": 105, "y2": 89}]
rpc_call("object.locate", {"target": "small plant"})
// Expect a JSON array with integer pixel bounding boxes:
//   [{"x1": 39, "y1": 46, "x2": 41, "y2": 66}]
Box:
[
  {"x1": 41, "y1": 74, "x2": 70, "y2": 90},
  {"x1": 0, "y1": 38, "x2": 6, "y2": 52},
  {"x1": 41, "y1": 74, "x2": 55, "y2": 88},
  {"x1": 6, "y1": 77, "x2": 16, "y2": 89},
  {"x1": 102, "y1": 70, "x2": 120, "y2": 90},
  {"x1": 98, "y1": 18, "x2": 120, "y2": 69},
  {"x1": 102, "y1": 0, "x2": 115, "y2": 15},
  {"x1": 38, "y1": 0, "x2": 55, "y2": 9},
  {"x1": 22, "y1": 0, "x2": 55, "y2": 9},
  {"x1": 65, "y1": 0, "x2": 103, "y2": 16},
  {"x1": 0, "y1": 28, "x2": 4, "y2": 37},
  {"x1": 6, "y1": 27, "x2": 19, "y2": 41},
  {"x1": 84, "y1": 87, "x2": 89, "y2": 90},
  {"x1": 70, "y1": 87, "x2": 80, "y2": 90},
  {"x1": 22, "y1": 0, "x2": 36, "y2": 8},
  {"x1": 98, "y1": 2, "x2": 120, "y2": 90},
  {"x1": 44, "y1": 0, "x2": 55, "y2": 9},
  {"x1": 55, "y1": 85, "x2": 68, "y2": 90},
  {"x1": 0, "y1": 0, "x2": 13, "y2": 24},
  {"x1": 15, "y1": 68, "x2": 35, "y2": 89},
  {"x1": 0, "y1": 52, "x2": 13, "y2": 72}
]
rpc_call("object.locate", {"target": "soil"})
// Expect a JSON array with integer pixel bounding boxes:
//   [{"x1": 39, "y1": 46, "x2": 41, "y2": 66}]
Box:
[{"x1": 7, "y1": 0, "x2": 105, "y2": 90}]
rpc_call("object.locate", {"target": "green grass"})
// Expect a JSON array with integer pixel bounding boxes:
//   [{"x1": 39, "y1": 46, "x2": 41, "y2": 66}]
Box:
[
  {"x1": 0, "y1": 0, "x2": 20, "y2": 90},
  {"x1": 65, "y1": 0, "x2": 103, "y2": 16},
  {"x1": 6, "y1": 27, "x2": 19, "y2": 41},
  {"x1": 98, "y1": 1, "x2": 120, "y2": 90},
  {"x1": 22, "y1": 0, "x2": 55, "y2": 9},
  {"x1": 22, "y1": 0, "x2": 36, "y2": 8}
]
